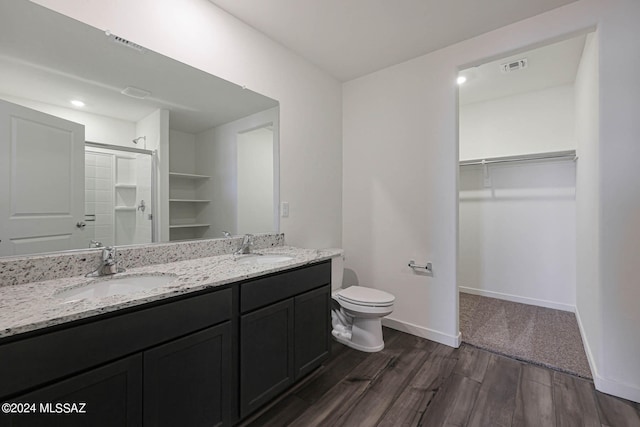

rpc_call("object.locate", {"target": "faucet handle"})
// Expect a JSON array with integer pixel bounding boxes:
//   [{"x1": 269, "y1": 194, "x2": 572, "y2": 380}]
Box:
[{"x1": 102, "y1": 246, "x2": 115, "y2": 263}]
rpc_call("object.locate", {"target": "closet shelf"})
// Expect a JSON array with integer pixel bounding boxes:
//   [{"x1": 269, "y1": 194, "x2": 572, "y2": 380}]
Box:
[
  {"x1": 169, "y1": 199, "x2": 211, "y2": 203},
  {"x1": 460, "y1": 150, "x2": 577, "y2": 166},
  {"x1": 169, "y1": 172, "x2": 211, "y2": 180},
  {"x1": 169, "y1": 224, "x2": 211, "y2": 229},
  {"x1": 115, "y1": 184, "x2": 137, "y2": 189},
  {"x1": 115, "y1": 206, "x2": 136, "y2": 211}
]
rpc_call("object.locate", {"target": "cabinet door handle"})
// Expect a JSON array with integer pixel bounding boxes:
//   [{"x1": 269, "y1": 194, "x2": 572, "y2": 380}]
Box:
[{"x1": 76, "y1": 221, "x2": 86, "y2": 228}]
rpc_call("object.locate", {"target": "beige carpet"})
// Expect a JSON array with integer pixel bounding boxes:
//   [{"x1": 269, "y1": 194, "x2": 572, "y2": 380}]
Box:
[{"x1": 459, "y1": 293, "x2": 592, "y2": 379}]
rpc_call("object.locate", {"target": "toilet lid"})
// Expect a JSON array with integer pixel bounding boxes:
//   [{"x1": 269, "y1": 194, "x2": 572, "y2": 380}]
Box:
[{"x1": 337, "y1": 286, "x2": 395, "y2": 305}]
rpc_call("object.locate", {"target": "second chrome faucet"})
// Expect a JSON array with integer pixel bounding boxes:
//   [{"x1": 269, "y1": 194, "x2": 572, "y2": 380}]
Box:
[
  {"x1": 234, "y1": 234, "x2": 254, "y2": 256},
  {"x1": 86, "y1": 246, "x2": 125, "y2": 277}
]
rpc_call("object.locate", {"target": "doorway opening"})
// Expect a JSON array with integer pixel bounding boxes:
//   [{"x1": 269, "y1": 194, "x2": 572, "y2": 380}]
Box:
[
  {"x1": 236, "y1": 124, "x2": 276, "y2": 234},
  {"x1": 456, "y1": 31, "x2": 598, "y2": 378}
]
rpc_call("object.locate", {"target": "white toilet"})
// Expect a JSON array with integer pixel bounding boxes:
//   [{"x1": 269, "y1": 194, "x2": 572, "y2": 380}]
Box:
[{"x1": 331, "y1": 256, "x2": 395, "y2": 352}]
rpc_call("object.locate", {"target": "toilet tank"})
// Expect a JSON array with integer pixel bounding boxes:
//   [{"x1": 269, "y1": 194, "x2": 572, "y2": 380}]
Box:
[{"x1": 331, "y1": 255, "x2": 344, "y2": 292}]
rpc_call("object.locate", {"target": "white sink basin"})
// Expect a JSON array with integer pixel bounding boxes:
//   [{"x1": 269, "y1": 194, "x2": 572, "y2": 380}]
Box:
[
  {"x1": 235, "y1": 254, "x2": 294, "y2": 265},
  {"x1": 55, "y1": 274, "x2": 177, "y2": 303}
]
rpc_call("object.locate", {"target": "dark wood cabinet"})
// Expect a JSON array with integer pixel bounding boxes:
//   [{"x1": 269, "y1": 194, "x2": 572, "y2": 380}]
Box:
[
  {"x1": 1, "y1": 322, "x2": 234, "y2": 427},
  {"x1": 239, "y1": 261, "x2": 332, "y2": 418},
  {"x1": 2, "y1": 355, "x2": 143, "y2": 427},
  {"x1": 240, "y1": 299, "x2": 295, "y2": 418},
  {"x1": 0, "y1": 289, "x2": 233, "y2": 427},
  {"x1": 0, "y1": 259, "x2": 332, "y2": 426},
  {"x1": 294, "y1": 285, "x2": 331, "y2": 379},
  {"x1": 144, "y1": 322, "x2": 232, "y2": 427}
]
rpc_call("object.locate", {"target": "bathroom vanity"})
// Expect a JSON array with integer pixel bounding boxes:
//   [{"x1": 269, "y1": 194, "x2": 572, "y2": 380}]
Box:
[{"x1": 0, "y1": 247, "x2": 336, "y2": 427}]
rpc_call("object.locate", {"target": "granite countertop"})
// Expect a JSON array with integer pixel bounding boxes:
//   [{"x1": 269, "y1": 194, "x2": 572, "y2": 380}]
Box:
[{"x1": 0, "y1": 246, "x2": 341, "y2": 339}]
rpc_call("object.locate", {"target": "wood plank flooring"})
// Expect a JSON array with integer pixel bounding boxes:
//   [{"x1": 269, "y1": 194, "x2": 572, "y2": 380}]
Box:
[{"x1": 240, "y1": 328, "x2": 640, "y2": 427}]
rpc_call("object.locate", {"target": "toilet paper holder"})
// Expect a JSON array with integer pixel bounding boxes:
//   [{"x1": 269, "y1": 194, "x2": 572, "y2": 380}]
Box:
[{"x1": 408, "y1": 260, "x2": 432, "y2": 272}]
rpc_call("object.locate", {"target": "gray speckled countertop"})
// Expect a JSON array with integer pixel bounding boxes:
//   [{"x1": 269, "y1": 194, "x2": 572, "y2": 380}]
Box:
[{"x1": 0, "y1": 246, "x2": 341, "y2": 339}]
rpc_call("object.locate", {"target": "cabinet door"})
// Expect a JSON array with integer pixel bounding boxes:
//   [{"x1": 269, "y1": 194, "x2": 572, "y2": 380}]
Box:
[
  {"x1": 144, "y1": 322, "x2": 232, "y2": 427},
  {"x1": 240, "y1": 299, "x2": 294, "y2": 418},
  {"x1": 0, "y1": 354, "x2": 142, "y2": 427},
  {"x1": 294, "y1": 285, "x2": 331, "y2": 379}
]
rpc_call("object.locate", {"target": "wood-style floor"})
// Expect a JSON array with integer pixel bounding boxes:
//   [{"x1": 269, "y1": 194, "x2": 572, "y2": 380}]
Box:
[{"x1": 241, "y1": 328, "x2": 640, "y2": 427}]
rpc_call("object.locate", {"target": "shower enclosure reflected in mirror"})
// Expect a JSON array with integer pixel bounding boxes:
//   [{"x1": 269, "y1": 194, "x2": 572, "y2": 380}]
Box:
[
  {"x1": 0, "y1": 0, "x2": 279, "y2": 257},
  {"x1": 85, "y1": 143, "x2": 155, "y2": 248}
]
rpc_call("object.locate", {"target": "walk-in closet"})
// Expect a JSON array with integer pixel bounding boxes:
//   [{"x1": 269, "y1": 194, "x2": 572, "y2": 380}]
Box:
[{"x1": 457, "y1": 31, "x2": 598, "y2": 378}]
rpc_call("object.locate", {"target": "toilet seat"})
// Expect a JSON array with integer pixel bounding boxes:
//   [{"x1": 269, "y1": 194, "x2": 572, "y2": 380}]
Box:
[{"x1": 336, "y1": 286, "x2": 395, "y2": 307}]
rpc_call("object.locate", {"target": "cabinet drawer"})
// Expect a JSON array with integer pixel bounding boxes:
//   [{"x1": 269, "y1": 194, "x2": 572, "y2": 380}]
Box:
[
  {"x1": 240, "y1": 261, "x2": 330, "y2": 313},
  {"x1": 0, "y1": 288, "x2": 231, "y2": 398}
]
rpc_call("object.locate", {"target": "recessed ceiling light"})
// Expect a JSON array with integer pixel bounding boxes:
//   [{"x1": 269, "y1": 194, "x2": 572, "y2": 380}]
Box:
[
  {"x1": 457, "y1": 76, "x2": 467, "y2": 85},
  {"x1": 70, "y1": 100, "x2": 85, "y2": 107}
]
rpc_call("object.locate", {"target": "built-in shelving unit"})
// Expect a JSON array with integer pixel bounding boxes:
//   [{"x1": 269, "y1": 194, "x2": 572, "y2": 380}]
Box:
[{"x1": 168, "y1": 169, "x2": 212, "y2": 241}]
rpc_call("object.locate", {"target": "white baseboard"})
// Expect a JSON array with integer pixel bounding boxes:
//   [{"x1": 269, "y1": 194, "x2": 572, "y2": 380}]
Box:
[
  {"x1": 575, "y1": 306, "x2": 640, "y2": 403},
  {"x1": 382, "y1": 317, "x2": 461, "y2": 348},
  {"x1": 574, "y1": 305, "x2": 598, "y2": 380},
  {"x1": 594, "y1": 374, "x2": 640, "y2": 404},
  {"x1": 458, "y1": 286, "x2": 575, "y2": 312}
]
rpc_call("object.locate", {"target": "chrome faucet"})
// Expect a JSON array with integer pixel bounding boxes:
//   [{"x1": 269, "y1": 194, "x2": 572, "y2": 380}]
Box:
[
  {"x1": 86, "y1": 246, "x2": 124, "y2": 277},
  {"x1": 234, "y1": 234, "x2": 254, "y2": 255}
]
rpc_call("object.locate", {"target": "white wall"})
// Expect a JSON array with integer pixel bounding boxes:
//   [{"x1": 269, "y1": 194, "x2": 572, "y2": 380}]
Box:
[
  {"x1": 344, "y1": 0, "x2": 640, "y2": 401},
  {"x1": 597, "y1": 0, "x2": 640, "y2": 402},
  {"x1": 574, "y1": 31, "x2": 602, "y2": 384},
  {"x1": 169, "y1": 130, "x2": 197, "y2": 174},
  {"x1": 458, "y1": 161, "x2": 576, "y2": 311},
  {"x1": 459, "y1": 84, "x2": 575, "y2": 160},
  {"x1": 33, "y1": 0, "x2": 342, "y2": 249}
]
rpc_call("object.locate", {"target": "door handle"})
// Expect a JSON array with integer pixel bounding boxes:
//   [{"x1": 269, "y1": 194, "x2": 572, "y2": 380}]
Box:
[{"x1": 76, "y1": 221, "x2": 86, "y2": 228}]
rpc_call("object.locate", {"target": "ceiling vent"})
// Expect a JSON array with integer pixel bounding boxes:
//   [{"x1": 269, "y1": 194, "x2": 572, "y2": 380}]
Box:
[
  {"x1": 500, "y1": 58, "x2": 528, "y2": 73},
  {"x1": 106, "y1": 31, "x2": 145, "y2": 52},
  {"x1": 121, "y1": 86, "x2": 151, "y2": 99}
]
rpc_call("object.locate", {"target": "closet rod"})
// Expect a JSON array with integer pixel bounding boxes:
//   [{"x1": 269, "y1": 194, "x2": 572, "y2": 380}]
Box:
[{"x1": 459, "y1": 150, "x2": 576, "y2": 166}]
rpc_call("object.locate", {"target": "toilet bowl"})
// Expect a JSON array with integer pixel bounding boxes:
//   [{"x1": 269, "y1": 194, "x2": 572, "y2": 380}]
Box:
[{"x1": 331, "y1": 256, "x2": 395, "y2": 352}]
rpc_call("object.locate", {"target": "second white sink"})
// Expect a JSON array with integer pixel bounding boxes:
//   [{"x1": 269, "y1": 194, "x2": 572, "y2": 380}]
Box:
[
  {"x1": 235, "y1": 254, "x2": 294, "y2": 265},
  {"x1": 56, "y1": 274, "x2": 177, "y2": 303}
]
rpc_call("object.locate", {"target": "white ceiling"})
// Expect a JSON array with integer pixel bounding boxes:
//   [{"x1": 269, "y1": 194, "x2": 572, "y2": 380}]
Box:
[
  {"x1": 459, "y1": 34, "x2": 587, "y2": 105},
  {"x1": 209, "y1": 0, "x2": 578, "y2": 81},
  {"x1": 0, "y1": 1, "x2": 278, "y2": 134}
]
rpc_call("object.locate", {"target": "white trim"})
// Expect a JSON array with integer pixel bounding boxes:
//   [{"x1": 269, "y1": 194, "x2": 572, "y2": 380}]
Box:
[
  {"x1": 575, "y1": 306, "x2": 640, "y2": 403},
  {"x1": 574, "y1": 305, "x2": 598, "y2": 381},
  {"x1": 594, "y1": 374, "x2": 640, "y2": 404},
  {"x1": 458, "y1": 286, "x2": 575, "y2": 312},
  {"x1": 382, "y1": 317, "x2": 461, "y2": 348}
]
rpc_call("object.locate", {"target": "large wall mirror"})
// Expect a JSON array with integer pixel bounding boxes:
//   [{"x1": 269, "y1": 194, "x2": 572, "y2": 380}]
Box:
[{"x1": 0, "y1": 0, "x2": 279, "y2": 257}]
